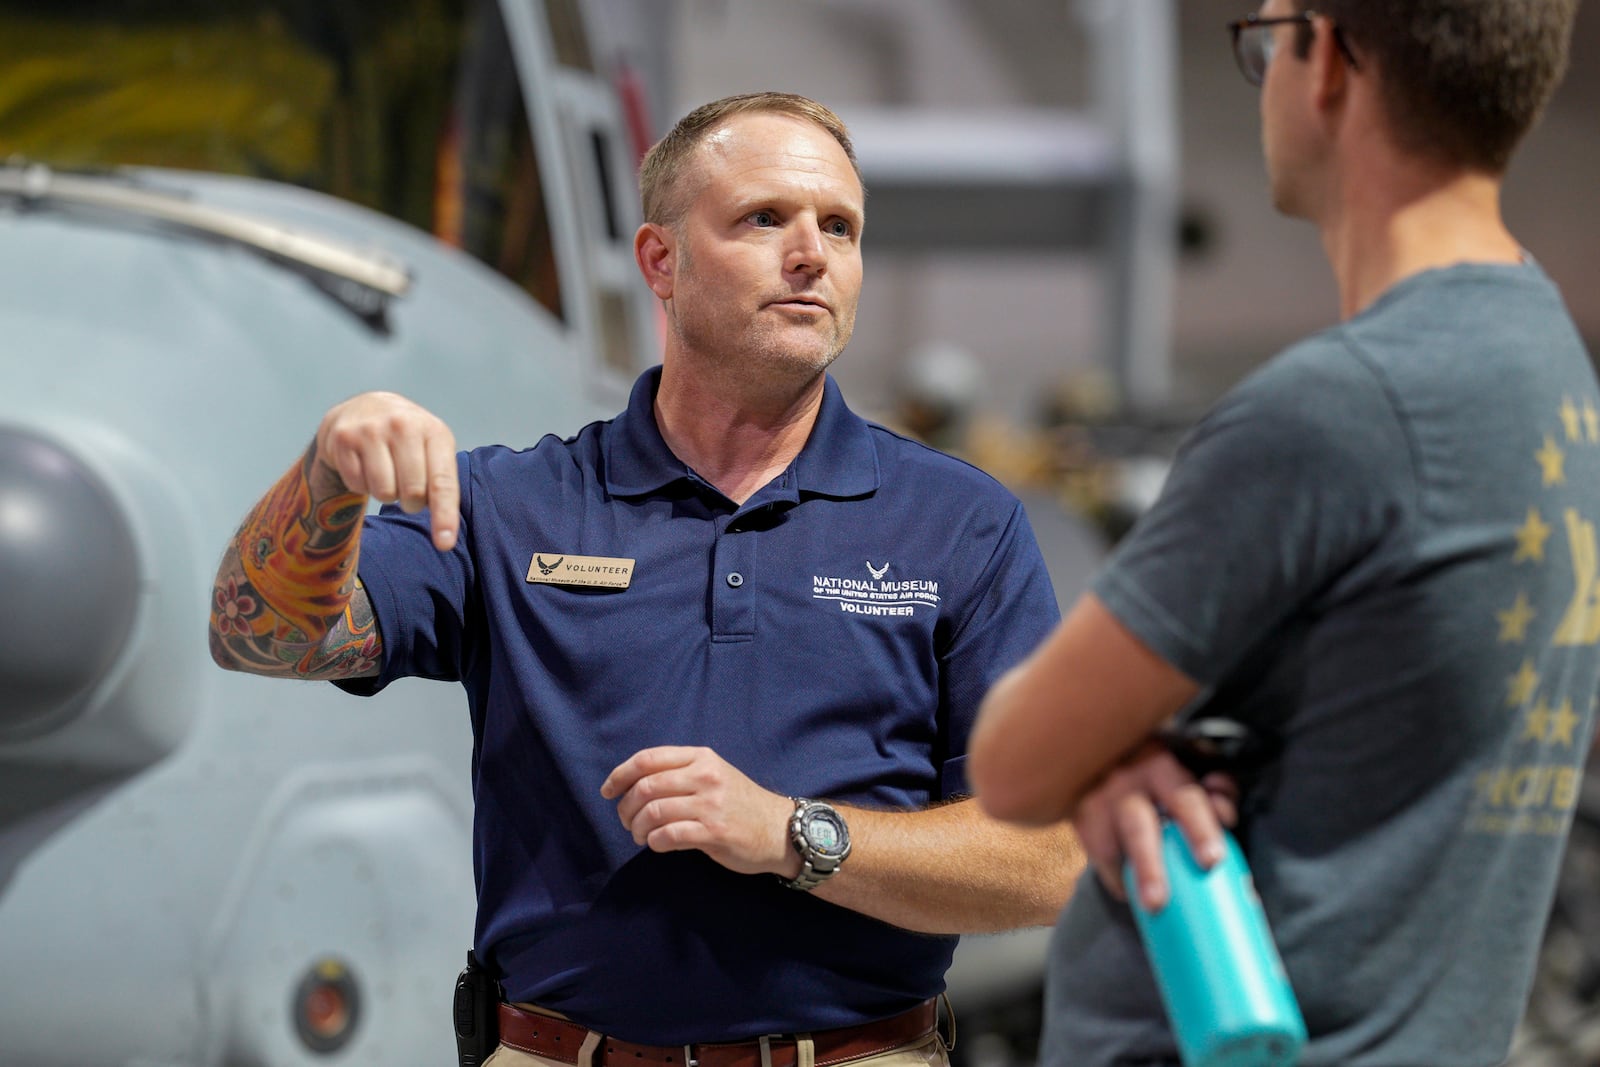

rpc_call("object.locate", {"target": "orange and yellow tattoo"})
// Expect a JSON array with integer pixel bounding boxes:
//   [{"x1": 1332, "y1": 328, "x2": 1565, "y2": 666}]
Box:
[
  {"x1": 237, "y1": 448, "x2": 364, "y2": 639},
  {"x1": 211, "y1": 443, "x2": 369, "y2": 676}
]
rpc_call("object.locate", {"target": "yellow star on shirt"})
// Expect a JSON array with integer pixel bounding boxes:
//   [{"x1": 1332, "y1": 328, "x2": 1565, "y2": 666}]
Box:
[
  {"x1": 1497, "y1": 592, "x2": 1536, "y2": 643},
  {"x1": 1507, "y1": 659, "x2": 1541, "y2": 707},
  {"x1": 1537, "y1": 436, "x2": 1567, "y2": 487},
  {"x1": 1586, "y1": 401, "x2": 1600, "y2": 443},
  {"x1": 1514, "y1": 508, "x2": 1552, "y2": 564},
  {"x1": 1549, "y1": 699, "x2": 1580, "y2": 747},
  {"x1": 1522, "y1": 698, "x2": 1553, "y2": 741},
  {"x1": 1562, "y1": 397, "x2": 1583, "y2": 441}
]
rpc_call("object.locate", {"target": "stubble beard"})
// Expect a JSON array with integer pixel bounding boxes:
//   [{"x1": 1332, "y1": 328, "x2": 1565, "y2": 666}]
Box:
[
  {"x1": 671, "y1": 310, "x2": 848, "y2": 401},
  {"x1": 670, "y1": 247, "x2": 855, "y2": 397},
  {"x1": 749, "y1": 314, "x2": 849, "y2": 378}
]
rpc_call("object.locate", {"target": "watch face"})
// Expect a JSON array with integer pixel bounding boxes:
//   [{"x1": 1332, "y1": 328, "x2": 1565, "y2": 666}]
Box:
[{"x1": 803, "y1": 809, "x2": 849, "y2": 858}]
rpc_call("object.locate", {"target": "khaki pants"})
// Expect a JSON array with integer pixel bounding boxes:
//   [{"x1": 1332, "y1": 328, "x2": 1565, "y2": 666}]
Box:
[{"x1": 484, "y1": 1030, "x2": 949, "y2": 1067}]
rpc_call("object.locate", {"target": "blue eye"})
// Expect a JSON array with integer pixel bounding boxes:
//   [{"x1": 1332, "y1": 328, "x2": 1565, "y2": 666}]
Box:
[
  {"x1": 826, "y1": 219, "x2": 852, "y2": 238},
  {"x1": 749, "y1": 210, "x2": 776, "y2": 226}
]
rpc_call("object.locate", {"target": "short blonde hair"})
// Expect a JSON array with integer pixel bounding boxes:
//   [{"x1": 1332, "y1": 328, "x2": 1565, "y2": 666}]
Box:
[{"x1": 638, "y1": 92, "x2": 862, "y2": 227}]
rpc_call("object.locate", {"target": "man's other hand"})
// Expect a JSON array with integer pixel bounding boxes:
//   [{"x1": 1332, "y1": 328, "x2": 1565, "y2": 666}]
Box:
[
  {"x1": 1076, "y1": 742, "x2": 1238, "y2": 913},
  {"x1": 602, "y1": 746, "x2": 800, "y2": 879}
]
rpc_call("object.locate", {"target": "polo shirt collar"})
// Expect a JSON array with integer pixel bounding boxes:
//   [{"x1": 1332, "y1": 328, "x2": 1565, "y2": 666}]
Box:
[
  {"x1": 796, "y1": 372, "x2": 880, "y2": 499},
  {"x1": 603, "y1": 366, "x2": 880, "y2": 500}
]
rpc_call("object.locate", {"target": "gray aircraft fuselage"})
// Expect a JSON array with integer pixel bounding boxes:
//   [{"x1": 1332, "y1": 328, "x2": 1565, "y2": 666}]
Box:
[{"x1": 0, "y1": 1, "x2": 653, "y2": 1061}]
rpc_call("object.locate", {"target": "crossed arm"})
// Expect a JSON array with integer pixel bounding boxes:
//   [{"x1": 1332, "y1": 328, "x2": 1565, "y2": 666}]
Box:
[
  {"x1": 602, "y1": 745, "x2": 1084, "y2": 933},
  {"x1": 968, "y1": 594, "x2": 1235, "y2": 912}
]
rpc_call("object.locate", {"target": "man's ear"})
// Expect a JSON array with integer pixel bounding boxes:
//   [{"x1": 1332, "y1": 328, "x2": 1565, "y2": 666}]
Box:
[
  {"x1": 635, "y1": 223, "x2": 675, "y2": 300},
  {"x1": 1309, "y1": 15, "x2": 1351, "y2": 112}
]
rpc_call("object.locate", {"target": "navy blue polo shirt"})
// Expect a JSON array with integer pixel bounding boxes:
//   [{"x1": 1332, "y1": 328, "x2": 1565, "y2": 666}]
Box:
[{"x1": 340, "y1": 367, "x2": 1059, "y2": 1043}]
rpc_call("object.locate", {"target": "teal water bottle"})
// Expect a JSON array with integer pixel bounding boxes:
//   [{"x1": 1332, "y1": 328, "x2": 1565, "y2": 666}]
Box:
[{"x1": 1124, "y1": 822, "x2": 1306, "y2": 1067}]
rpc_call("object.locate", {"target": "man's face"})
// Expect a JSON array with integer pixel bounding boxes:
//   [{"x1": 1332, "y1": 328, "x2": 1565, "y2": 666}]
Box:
[
  {"x1": 663, "y1": 112, "x2": 865, "y2": 384},
  {"x1": 1256, "y1": 0, "x2": 1320, "y2": 218}
]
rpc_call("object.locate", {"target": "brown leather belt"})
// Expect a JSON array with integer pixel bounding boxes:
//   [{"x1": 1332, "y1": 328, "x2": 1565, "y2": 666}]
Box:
[{"x1": 495, "y1": 999, "x2": 938, "y2": 1067}]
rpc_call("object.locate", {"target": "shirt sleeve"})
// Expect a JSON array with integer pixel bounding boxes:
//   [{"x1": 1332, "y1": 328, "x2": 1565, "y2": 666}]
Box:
[
  {"x1": 1093, "y1": 338, "x2": 1415, "y2": 686},
  {"x1": 937, "y1": 499, "x2": 1063, "y2": 797},
  {"x1": 334, "y1": 452, "x2": 478, "y2": 696}
]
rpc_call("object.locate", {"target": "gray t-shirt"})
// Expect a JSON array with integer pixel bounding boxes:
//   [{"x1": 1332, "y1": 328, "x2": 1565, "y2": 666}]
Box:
[{"x1": 1045, "y1": 263, "x2": 1600, "y2": 1067}]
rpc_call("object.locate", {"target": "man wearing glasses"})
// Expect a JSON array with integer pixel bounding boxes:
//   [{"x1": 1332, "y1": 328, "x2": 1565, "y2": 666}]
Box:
[{"x1": 969, "y1": 2, "x2": 1594, "y2": 1065}]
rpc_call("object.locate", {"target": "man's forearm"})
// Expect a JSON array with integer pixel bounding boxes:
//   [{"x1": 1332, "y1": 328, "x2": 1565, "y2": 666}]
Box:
[
  {"x1": 209, "y1": 441, "x2": 371, "y2": 677},
  {"x1": 811, "y1": 797, "x2": 1083, "y2": 934}
]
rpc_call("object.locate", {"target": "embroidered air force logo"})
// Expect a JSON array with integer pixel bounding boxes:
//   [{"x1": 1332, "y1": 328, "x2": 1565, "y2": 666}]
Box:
[{"x1": 812, "y1": 561, "x2": 940, "y2": 618}]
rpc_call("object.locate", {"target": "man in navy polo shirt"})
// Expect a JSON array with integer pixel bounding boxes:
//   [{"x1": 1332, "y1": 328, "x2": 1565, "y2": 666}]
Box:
[{"x1": 210, "y1": 91, "x2": 1078, "y2": 1065}]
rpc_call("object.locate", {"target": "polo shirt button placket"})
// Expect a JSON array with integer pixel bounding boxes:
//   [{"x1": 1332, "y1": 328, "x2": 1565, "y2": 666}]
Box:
[{"x1": 710, "y1": 514, "x2": 756, "y2": 639}]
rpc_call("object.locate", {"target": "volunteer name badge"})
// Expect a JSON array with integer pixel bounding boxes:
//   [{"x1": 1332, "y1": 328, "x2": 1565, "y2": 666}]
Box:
[{"x1": 526, "y1": 553, "x2": 635, "y2": 589}]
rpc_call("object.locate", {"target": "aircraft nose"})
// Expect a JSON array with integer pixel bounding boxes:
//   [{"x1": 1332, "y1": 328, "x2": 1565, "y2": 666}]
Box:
[{"x1": 0, "y1": 426, "x2": 140, "y2": 737}]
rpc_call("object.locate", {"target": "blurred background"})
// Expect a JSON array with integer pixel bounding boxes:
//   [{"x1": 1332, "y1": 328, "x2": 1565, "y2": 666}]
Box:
[
  {"x1": 628, "y1": 0, "x2": 1600, "y2": 422},
  {"x1": 599, "y1": 0, "x2": 1600, "y2": 555}
]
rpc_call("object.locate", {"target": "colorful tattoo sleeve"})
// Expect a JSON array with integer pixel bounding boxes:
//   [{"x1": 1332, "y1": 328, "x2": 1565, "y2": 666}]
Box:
[{"x1": 211, "y1": 443, "x2": 374, "y2": 678}]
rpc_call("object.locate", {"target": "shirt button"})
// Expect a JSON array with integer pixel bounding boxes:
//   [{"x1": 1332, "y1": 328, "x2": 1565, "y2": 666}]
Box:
[{"x1": 726, "y1": 572, "x2": 745, "y2": 588}]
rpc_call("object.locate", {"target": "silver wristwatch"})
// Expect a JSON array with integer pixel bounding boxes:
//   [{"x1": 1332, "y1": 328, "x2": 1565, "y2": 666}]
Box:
[{"x1": 784, "y1": 797, "x2": 852, "y2": 891}]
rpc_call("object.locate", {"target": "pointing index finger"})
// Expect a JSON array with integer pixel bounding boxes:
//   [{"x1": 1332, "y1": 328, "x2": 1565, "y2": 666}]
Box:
[{"x1": 425, "y1": 429, "x2": 460, "y2": 551}]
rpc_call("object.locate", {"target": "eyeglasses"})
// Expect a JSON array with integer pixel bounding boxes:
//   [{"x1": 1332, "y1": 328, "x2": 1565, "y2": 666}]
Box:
[{"x1": 1227, "y1": 11, "x2": 1359, "y2": 87}]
